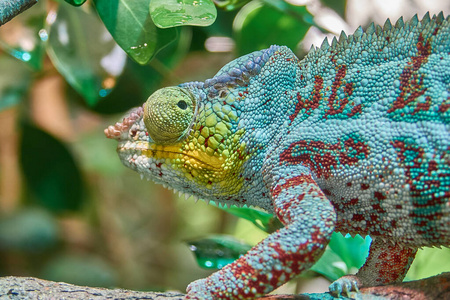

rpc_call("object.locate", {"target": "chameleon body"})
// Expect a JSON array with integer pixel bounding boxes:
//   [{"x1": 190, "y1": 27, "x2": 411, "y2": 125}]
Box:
[{"x1": 105, "y1": 13, "x2": 450, "y2": 299}]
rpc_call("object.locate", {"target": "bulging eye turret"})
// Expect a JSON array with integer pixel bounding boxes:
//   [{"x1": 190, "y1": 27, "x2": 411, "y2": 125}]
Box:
[{"x1": 143, "y1": 87, "x2": 196, "y2": 144}]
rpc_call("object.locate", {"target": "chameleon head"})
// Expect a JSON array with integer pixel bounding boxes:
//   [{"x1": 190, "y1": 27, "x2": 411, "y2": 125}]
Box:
[
  {"x1": 105, "y1": 45, "x2": 291, "y2": 203},
  {"x1": 104, "y1": 85, "x2": 249, "y2": 201}
]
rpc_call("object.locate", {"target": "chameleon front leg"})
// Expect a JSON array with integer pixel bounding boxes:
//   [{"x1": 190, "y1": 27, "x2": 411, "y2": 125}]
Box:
[
  {"x1": 186, "y1": 171, "x2": 336, "y2": 299},
  {"x1": 329, "y1": 238, "x2": 418, "y2": 297}
]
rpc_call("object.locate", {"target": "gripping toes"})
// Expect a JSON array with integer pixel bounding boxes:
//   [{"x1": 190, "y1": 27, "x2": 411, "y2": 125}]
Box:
[
  {"x1": 186, "y1": 278, "x2": 215, "y2": 299},
  {"x1": 329, "y1": 275, "x2": 361, "y2": 298}
]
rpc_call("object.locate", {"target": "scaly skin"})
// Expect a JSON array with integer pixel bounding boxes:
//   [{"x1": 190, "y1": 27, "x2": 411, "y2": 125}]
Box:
[{"x1": 105, "y1": 12, "x2": 450, "y2": 299}]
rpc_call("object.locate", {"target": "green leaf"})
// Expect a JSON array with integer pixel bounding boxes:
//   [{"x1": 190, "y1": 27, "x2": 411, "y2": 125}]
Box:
[
  {"x1": 94, "y1": 0, "x2": 177, "y2": 65},
  {"x1": 407, "y1": 247, "x2": 450, "y2": 280},
  {"x1": 213, "y1": 0, "x2": 251, "y2": 11},
  {"x1": 328, "y1": 233, "x2": 371, "y2": 270},
  {"x1": 149, "y1": 0, "x2": 217, "y2": 28},
  {"x1": 233, "y1": 1, "x2": 314, "y2": 55},
  {"x1": 217, "y1": 204, "x2": 283, "y2": 233},
  {"x1": 91, "y1": 27, "x2": 191, "y2": 113},
  {"x1": 63, "y1": 0, "x2": 88, "y2": 6},
  {"x1": 311, "y1": 233, "x2": 370, "y2": 281},
  {"x1": 0, "y1": 54, "x2": 32, "y2": 110},
  {"x1": 20, "y1": 122, "x2": 85, "y2": 213},
  {"x1": 187, "y1": 235, "x2": 252, "y2": 269},
  {"x1": 47, "y1": 2, "x2": 127, "y2": 106},
  {"x1": 310, "y1": 246, "x2": 347, "y2": 281},
  {"x1": 0, "y1": 208, "x2": 58, "y2": 253},
  {"x1": 0, "y1": 0, "x2": 47, "y2": 70}
]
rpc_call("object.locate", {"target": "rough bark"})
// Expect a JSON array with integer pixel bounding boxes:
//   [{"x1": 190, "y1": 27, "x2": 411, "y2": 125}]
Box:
[
  {"x1": 0, "y1": 276, "x2": 184, "y2": 300},
  {"x1": 1, "y1": 273, "x2": 449, "y2": 300}
]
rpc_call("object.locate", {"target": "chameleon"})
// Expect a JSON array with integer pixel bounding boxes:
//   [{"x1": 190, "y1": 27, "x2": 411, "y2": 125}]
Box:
[{"x1": 105, "y1": 12, "x2": 450, "y2": 299}]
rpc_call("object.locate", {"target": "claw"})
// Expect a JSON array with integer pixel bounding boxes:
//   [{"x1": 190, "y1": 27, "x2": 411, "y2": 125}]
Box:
[{"x1": 329, "y1": 275, "x2": 361, "y2": 298}]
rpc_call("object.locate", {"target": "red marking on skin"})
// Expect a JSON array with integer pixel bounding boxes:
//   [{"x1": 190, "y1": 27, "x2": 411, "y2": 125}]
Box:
[
  {"x1": 341, "y1": 137, "x2": 370, "y2": 164},
  {"x1": 391, "y1": 139, "x2": 449, "y2": 237},
  {"x1": 280, "y1": 136, "x2": 369, "y2": 179},
  {"x1": 344, "y1": 83, "x2": 353, "y2": 96},
  {"x1": 289, "y1": 76, "x2": 323, "y2": 124},
  {"x1": 271, "y1": 175, "x2": 315, "y2": 198},
  {"x1": 324, "y1": 65, "x2": 351, "y2": 118},
  {"x1": 272, "y1": 175, "x2": 324, "y2": 225},
  {"x1": 154, "y1": 162, "x2": 163, "y2": 176},
  {"x1": 312, "y1": 76, "x2": 324, "y2": 104},
  {"x1": 432, "y1": 26, "x2": 440, "y2": 36},
  {"x1": 346, "y1": 182, "x2": 352, "y2": 187},
  {"x1": 372, "y1": 203, "x2": 387, "y2": 214},
  {"x1": 236, "y1": 148, "x2": 246, "y2": 160},
  {"x1": 388, "y1": 33, "x2": 431, "y2": 114},
  {"x1": 361, "y1": 183, "x2": 370, "y2": 190},
  {"x1": 370, "y1": 214, "x2": 379, "y2": 222},
  {"x1": 349, "y1": 198, "x2": 359, "y2": 205},
  {"x1": 374, "y1": 191, "x2": 387, "y2": 201},
  {"x1": 390, "y1": 219, "x2": 397, "y2": 227},
  {"x1": 372, "y1": 245, "x2": 416, "y2": 284},
  {"x1": 279, "y1": 141, "x2": 337, "y2": 179},
  {"x1": 412, "y1": 96, "x2": 432, "y2": 114},
  {"x1": 439, "y1": 103, "x2": 450, "y2": 112},
  {"x1": 438, "y1": 97, "x2": 450, "y2": 112},
  {"x1": 352, "y1": 214, "x2": 365, "y2": 221},
  {"x1": 204, "y1": 135, "x2": 210, "y2": 147},
  {"x1": 347, "y1": 104, "x2": 362, "y2": 118},
  {"x1": 427, "y1": 160, "x2": 438, "y2": 175}
]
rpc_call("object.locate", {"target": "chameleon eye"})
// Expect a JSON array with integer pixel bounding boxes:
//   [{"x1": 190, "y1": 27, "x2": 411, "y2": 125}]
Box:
[
  {"x1": 177, "y1": 100, "x2": 188, "y2": 110},
  {"x1": 143, "y1": 87, "x2": 196, "y2": 144}
]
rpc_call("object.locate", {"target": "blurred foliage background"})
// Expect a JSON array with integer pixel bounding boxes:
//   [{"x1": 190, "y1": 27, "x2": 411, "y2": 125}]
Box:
[{"x1": 0, "y1": 0, "x2": 449, "y2": 295}]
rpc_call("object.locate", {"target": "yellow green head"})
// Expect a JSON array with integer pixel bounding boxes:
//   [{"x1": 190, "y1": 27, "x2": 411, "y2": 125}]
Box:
[{"x1": 105, "y1": 83, "x2": 249, "y2": 202}]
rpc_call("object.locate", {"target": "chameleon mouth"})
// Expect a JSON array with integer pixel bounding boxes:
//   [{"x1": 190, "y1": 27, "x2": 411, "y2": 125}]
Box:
[
  {"x1": 117, "y1": 140, "x2": 223, "y2": 171},
  {"x1": 104, "y1": 106, "x2": 223, "y2": 171}
]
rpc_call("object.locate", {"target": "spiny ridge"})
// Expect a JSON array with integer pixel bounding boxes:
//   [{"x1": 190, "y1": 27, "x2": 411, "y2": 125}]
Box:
[{"x1": 307, "y1": 12, "x2": 448, "y2": 59}]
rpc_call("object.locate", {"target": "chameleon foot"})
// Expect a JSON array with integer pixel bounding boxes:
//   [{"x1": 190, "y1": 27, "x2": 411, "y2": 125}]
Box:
[
  {"x1": 185, "y1": 278, "x2": 214, "y2": 300},
  {"x1": 329, "y1": 275, "x2": 361, "y2": 298}
]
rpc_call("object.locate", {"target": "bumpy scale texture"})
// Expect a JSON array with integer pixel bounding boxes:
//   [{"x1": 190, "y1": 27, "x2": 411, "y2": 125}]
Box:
[{"x1": 105, "y1": 12, "x2": 450, "y2": 299}]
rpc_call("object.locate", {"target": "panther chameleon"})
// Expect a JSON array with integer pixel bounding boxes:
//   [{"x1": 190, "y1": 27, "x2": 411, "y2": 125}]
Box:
[{"x1": 105, "y1": 12, "x2": 450, "y2": 299}]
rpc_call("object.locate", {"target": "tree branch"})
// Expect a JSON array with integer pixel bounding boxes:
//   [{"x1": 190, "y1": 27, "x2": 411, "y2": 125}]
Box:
[
  {"x1": 0, "y1": 276, "x2": 184, "y2": 300},
  {"x1": 0, "y1": 0, "x2": 38, "y2": 26},
  {"x1": 0, "y1": 273, "x2": 448, "y2": 300}
]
